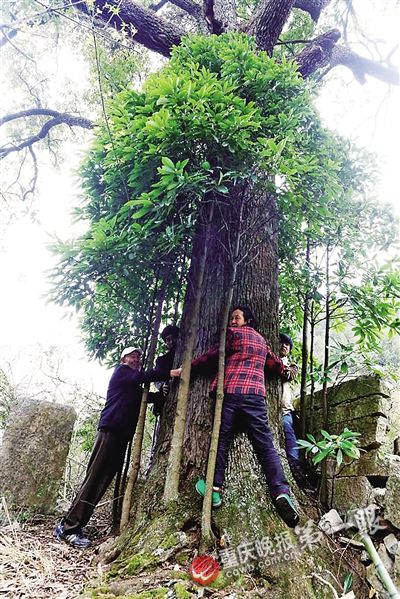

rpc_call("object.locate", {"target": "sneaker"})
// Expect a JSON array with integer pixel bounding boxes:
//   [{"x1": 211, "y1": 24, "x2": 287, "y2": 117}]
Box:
[
  {"x1": 54, "y1": 521, "x2": 92, "y2": 549},
  {"x1": 195, "y1": 479, "x2": 222, "y2": 508},
  {"x1": 274, "y1": 494, "x2": 300, "y2": 528}
]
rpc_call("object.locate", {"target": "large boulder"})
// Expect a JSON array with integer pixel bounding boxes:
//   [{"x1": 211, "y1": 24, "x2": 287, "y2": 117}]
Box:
[{"x1": 0, "y1": 398, "x2": 76, "y2": 515}]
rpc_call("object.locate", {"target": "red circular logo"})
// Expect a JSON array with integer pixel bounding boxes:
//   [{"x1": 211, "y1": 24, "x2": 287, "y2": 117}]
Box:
[{"x1": 189, "y1": 555, "x2": 220, "y2": 586}]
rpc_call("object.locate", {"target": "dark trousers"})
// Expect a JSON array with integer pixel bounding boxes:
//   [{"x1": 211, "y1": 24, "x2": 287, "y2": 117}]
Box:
[
  {"x1": 63, "y1": 429, "x2": 128, "y2": 534},
  {"x1": 214, "y1": 393, "x2": 290, "y2": 498},
  {"x1": 282, "y1": 412, "x2": 300, "y2": 473}
]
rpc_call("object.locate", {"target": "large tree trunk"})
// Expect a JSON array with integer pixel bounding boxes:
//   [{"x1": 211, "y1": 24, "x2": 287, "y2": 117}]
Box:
[{"x1": 101, "y1": 183, "x2": 367, "y2": 597}]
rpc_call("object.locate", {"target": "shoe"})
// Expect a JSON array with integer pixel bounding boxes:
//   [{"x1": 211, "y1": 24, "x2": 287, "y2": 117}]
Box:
[
  {"x1": 274, "y1": 494, "x2": 300, "y2": 528},
  {"x1": 195, "y1": 479, "x2": 222, "y2": 508},
  {"x1": 291, "y1": 469, "x2": 317, "y2": 494},
  {"x1": 54, "y1": 521, "x2": 92, "y2": 549}
]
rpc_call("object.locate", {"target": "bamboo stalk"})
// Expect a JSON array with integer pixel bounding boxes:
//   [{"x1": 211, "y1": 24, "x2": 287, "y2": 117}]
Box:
[{"x1": 360, "y1": 533, "x2": 400, "y2": 599}]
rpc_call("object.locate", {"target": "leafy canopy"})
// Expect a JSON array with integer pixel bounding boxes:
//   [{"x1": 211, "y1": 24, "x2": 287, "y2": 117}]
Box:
[{"x1": 51, "y1": 33, "x2": 397, "y2": 363}]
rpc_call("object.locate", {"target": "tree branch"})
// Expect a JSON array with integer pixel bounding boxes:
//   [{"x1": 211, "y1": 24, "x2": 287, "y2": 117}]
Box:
[
  {"x1": 73, "y1": 0, "x2": 185, "y2": 57},
  {"x1": 149, "y1": 0, "x2": 169, "y2": 11},
  {"x1": 292, "y1": 0, "x2": 330, "y2": 22},
  {"x1": 294, "y1": 28, "x2": 341, "y2": 77},
  {"x1": 329, "y1": 45, "x2": 400, "y2": 85},
  {"x1": 294, "y1": 29, "x2": 399, "y2": 85},
  {"x1": 0, "y1": 110, "x2": 93, "y2": 158},
  {"x1": 0, "y1": 24, "x2": 18, "y2": 47},
  {"x1": 170, "y1": 0, "x2": 202, "y2": 19},
  {"x1": 150, "y1": 0, "x2": 203, "y2": 19},
  {"x1": 245, "y1": 0, "x2": 295, "y2": 54},
  {"x1": 203, "y1": 0, "x2": 237, "y2": 34}
]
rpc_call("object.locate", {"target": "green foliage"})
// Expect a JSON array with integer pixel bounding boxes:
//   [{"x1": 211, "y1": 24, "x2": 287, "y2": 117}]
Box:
[
  {"x1": 297, "y1": 427, "x2": 362, "y2": 466},
  {"x1": 51, "y1": 33, "x2": 319, "y2": 359},
  {"x1": 0, "y1": 368, "x2": 18, "y2": 429},
  {"x1": 75, "y1": 412, "x2": 99, "y2": 452},
  {"x1": 50, "y1": 32, "x2": 399, "y2": 368}
]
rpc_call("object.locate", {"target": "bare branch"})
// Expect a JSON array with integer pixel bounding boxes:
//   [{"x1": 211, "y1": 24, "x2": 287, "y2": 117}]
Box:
[
  {"x1": 295, "y1": 29, "x2": 399, "y2": 85},
  {"x1": 292, "y1": 0, "x2": 330, "y2": 22},
  {"x1": 0, "y1": 25, "x2": 18, "y2": 47},
  {"x1": 0, "y1": 110, "x2": 93, "y2": 158},
  {"x1": 0, "y1": 108, "x2": 91, "y2": 127},
  {"x1": 245, "y1": 0, "x2": 295, "y2": 54},
  {"x1": 72, "y1": 0, "x2": 185, "y2": 56},
  {"x1": 22, "y1": 147, "x2": 39, "y2": 201},
  {"x1": 149, "y1": 0, "x2": 169, "y2": 11},
  {"x1": 330, "y1": 45, "x2": 400, "y2": 85}
]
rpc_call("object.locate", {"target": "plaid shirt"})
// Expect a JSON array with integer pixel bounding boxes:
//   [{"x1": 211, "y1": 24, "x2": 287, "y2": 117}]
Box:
[{"x1": 191, "y1": 325, "x2": 284, "y2": 396}]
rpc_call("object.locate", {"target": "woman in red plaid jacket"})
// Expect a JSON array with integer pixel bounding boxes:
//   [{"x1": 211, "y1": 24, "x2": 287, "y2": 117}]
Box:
[{"x1": 192, "y1": 306, "x2": 299, "y2": 528}]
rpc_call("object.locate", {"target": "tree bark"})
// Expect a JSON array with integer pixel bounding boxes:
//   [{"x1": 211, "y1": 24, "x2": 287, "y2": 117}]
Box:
[
  {"x1": 201, "y1": 190, "x2": 244, "y2": 545},
  {"x1": 293, "y1": 0, "x2": 330, "y2": 22},
  {"x1": 203, "y1": 0, "x2": 237, "y2": 34},
  {"x1": 245, "y1": 0, "x2": 295, "y2": 54},
  {"x1": 73, "y1": 0, "x2": 185, "y2": 57}
]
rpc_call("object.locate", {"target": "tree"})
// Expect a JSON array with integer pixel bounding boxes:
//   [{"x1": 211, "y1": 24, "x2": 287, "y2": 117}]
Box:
[{"x1": 2, "y1": 0, "x2": 399, "y2": 595}]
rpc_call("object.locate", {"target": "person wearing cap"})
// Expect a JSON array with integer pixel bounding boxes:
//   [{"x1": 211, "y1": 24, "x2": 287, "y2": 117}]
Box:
[
  {"x1": 54, "y1": 346, "x2": 180, "y2": 549},
  {"x1": 279, "y1": 333, "x2": 302, "y2": 478}
]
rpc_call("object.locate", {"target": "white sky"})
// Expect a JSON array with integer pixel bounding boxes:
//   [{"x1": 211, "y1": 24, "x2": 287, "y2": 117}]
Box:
[{"x1": 0, "y1": 1, "x2": 399, "y2": 402}]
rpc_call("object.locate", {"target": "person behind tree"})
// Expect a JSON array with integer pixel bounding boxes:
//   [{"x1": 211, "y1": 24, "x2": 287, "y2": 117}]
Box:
[
  {"x1": 189, "y1": 306, "x2": 300, "y2": 528},
  {"x1": 152, "y1": 324, "x2": 180, "y2": 417},
  {"x1": 146, "y1": 325, "x2": 180, "y2": 471},
  {"x1": 54, "y1": 346, "x2": 181, "y2": 549},
  {"x1": 278, "y1": 333, "x2": 301, "y2": 476}
]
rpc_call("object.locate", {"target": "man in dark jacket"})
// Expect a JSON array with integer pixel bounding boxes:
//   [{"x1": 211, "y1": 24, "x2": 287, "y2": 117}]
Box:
[
  {"x1": 146, "y1": 325, "x2": 180, "y2": 472},
  {"x1": 152, "y1": 325, "x2": 180, "y2": 416},
  {"x1": 54, "y1": 346, "x2": 180, "y2": 548}
]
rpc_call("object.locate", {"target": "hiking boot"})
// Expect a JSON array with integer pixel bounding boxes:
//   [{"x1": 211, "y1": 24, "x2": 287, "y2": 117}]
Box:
[
  {"x1": 195, "y1": 479, "x2": 222, "y2": 508},
  {"x1": 54, "y1": 522, "x2": 92, "y2": 549},
  {"x1": 273, "y1": 493, "x2": 300, "y2": 528}
]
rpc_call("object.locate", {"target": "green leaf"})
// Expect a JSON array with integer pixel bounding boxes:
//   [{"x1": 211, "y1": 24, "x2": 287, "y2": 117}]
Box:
[
  {"x1": 343, "y1": 573, "x2": 353, "y2": 594},
  {"x1": 132, "y1": 206, "x2": 152, "y2": 219}
]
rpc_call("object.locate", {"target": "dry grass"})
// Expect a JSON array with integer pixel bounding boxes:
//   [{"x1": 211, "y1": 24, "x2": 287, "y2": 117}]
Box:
[{"x1": 0, "y1": 499, "x2": 98, "y2": 599}]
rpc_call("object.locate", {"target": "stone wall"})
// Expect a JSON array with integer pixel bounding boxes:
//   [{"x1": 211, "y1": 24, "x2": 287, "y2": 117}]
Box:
[
  {"x1": 305, "y1": 375, "x2": 400, "y2": 514},
  {"x1": 306, "y1": 376, "x2": 400, "y2": 597},
  {"x1": 0, "y1": 398, "x2": 76, "y2": 516}
]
